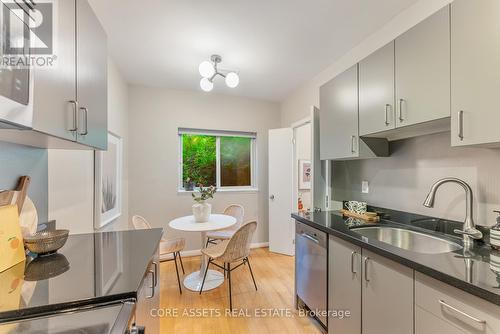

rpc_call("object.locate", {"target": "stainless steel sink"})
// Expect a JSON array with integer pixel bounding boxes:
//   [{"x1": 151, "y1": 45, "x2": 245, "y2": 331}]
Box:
[{"x1": 352, "y1": 226, "x2": 462, "y2": 254}]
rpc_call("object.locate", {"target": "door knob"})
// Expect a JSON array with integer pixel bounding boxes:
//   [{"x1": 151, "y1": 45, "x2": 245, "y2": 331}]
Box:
[{"x1": 269, "y1": 195, "x2": 275, "y2": 200}]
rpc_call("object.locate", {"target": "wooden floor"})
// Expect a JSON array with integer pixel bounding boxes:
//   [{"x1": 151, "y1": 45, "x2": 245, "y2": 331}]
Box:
[{"x1": 159, "y1": 247, "x2": 323, "y2": 334}]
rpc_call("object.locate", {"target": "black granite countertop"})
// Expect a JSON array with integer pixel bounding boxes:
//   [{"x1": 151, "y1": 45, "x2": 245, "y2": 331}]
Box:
[
  {"x1": 0, "y1": 228, "x2": 162, "y2": 323},
  {"x1": 292, "y1": 209, "x2": 500, "y2": 306}
]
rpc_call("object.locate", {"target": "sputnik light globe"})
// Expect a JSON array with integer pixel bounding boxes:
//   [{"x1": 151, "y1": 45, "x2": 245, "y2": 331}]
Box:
[
  {"x1": 225, "y1": 72, "x2": 240, "y2": 88},
  {"x1": 200, "y1": 77, "x2": 214, "y2": 92},
  {"x1": 198, "y1": 61, "x2": 215, "y2": 78}
]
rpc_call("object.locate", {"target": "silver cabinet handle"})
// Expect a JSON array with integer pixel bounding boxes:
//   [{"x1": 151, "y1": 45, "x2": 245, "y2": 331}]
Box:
[
  {"x1": 384, "y1": 104, "x2": 391, "y2": 126},
  {"x1": 68, "y1": 101, "x2": 78, "y2": 131},
  {"x1": 351, "y1": 251, "x2": 358, "y2": 274},
  {"x1": 79, "y1": 107, "x2": 88, "y2": 135},
  {"x1": 439, "y1": 300, "x2": 485, "y2": 324},
  {"x1": 398, "y1": 98, "x2": 405, "y2": 122},
  {"x1": 351, "y1": 135, "x2": 356, "y2": 153},
  {"x1": 458, "y1": 110, "x2": 464, "y2": 141},
  {"x1": 153, "y1": 262, "x2": 159, "y2": 287},
  {"x1": 269, "y1": 195, "x2": 275, "y2": 200},
  {"x1": 300, "y1": 233, "x2": 320, "y2": 244},
  {"x1": 146, "y1": 269, "x2": 155, "y2": 299},
  {"x1": 364, "y1": 257, "x2": 370, "y2": 282}
]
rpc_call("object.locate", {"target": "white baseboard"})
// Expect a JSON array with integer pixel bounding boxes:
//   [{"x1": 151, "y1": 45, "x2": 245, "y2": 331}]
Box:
[{"x1": 164, "y1": 242, "x2": 269, "y2": 260}]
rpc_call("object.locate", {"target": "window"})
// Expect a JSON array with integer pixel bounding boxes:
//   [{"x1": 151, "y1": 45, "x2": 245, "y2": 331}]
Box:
[{"x1": 179, "y1": 128, "x2": 257, "y2": 191}]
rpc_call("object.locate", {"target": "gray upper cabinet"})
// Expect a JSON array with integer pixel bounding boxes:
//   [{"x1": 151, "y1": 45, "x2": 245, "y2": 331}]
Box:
[
  {"x1": 32, "y1": 0, "x2": 77, "y2": 142},
  {"x1": 451, "y1": 0, "x2": 500, "y2": 147},
  {"x1": 362, "y1": 249, "x2": 414, "y2": 334},
  {"x1": 395, "y1": 5, "x2": 450, "y2": 128},
  {"x1": 359, "y1": 42, "x2": 395, "y2": 136},
  {"x1": 0, "y1": 0, "x2": 107, "y2": 150},
  {"x1": 76, "y1": 0, "x2": 108, "y2": 150},
  {"x1": 320, "y1": 65, "x2": 359, "y2": 160},
  {"x1": 328, "y1": 236, "x2": 362, "y2": 334}
]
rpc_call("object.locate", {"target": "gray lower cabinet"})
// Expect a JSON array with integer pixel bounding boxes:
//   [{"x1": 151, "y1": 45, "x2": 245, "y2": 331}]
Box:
[
  {"x1": 320, "y1": 65, "x2": 359, "y2": 160},
  {"x1": 328, "y1": 236, "x2": 362, "y2": 334},
  {"x1": 328, "y1": 237, "x2": 413, "y2": 334},
  {"x1": 359, "y1": 42, "x2": 395, "y2": 136},
  {"x1": 76, "y1": 0, "x2": 108, "y2": 150},
  {"x1": 362, "y1": 249, "x2": 414, "y2": 334},
  {"x1": 395, "y1": 5, "x2": 450, "y2": 128},
  {"x1": 135, "y1": 246, "x2": 160, "y2": 333},
  {"x1": 451, "y1": 0, "x2": 500, "y2": 147},
  {"x1": 416, "y1": 272, "x2": 500, "y2": 334}
]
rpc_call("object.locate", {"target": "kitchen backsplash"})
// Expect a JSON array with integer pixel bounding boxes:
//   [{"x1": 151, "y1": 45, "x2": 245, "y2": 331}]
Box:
[
  {"x1": 0, "y1": 141, "x2": 48, "y2": 223},
  {"x1": 333, "y1": 131, "x2": 500, "y2": 226}
]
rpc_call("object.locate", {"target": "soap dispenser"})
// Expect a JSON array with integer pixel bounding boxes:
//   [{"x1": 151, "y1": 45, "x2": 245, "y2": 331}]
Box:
[{"x1": 490, "y1": 211, "x2": 500, "y2": 250}]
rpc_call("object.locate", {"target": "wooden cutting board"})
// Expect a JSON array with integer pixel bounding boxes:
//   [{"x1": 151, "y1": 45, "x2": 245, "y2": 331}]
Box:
[
  {"x1": 0, "y1": 176, "x2": 31, "y2": 214},
  {"x1": 340, "y1": 209, "x2": 380, "y2": 223}
]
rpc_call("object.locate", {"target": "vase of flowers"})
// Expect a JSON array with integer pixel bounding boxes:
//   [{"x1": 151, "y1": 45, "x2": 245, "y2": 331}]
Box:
[{"x1": 192, "y1": 185, "x2": 217, "y2": 223}]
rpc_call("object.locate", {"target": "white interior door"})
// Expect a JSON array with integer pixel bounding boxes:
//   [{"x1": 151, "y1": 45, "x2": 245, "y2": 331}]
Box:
[{"x1": 268, "y1": 128, "x2": 294, "y2": 256}]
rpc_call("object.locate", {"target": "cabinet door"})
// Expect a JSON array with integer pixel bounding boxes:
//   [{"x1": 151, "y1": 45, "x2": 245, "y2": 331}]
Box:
[
  {"x1": 76, "y1": 0, "x2": 107, "y2": 150},
  {"x1": 32, "y1": 0, "x2": 77, "y2": 141},
  {"x1": 359, "y1": 42, "x2": 395, "y2": 135},
  {"x1": 451, "y1": 0, "x2": 500, "y2": 147},
  {"x1": 395, "y1": 5, "x2": 450, "y2": 127},
  {"x1": 362, "y1": 249, "x2": 413, "y2": 334},
  {"x1": 135, "y1": 247, "x2": 160, "y2": 333},
  {"x1": 328, "y1": 236, "x2": 361, "y2": 334},
  {"x1": 320, "y1": 65, "x2": 358, "y2": 160}
]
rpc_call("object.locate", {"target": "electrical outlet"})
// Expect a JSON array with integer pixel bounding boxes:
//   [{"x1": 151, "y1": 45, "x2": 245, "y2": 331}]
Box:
[{"x1": 362, "y1": 181, "x2": 369, "y2": 194}]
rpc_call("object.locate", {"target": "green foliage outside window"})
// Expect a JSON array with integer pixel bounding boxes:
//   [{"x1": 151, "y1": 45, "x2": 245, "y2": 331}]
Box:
[
  {"x1": 182, "y1": 135, "x2": 216, "y2": 187},
  {"x1": 220, "y1": 136, "x2": 251, "y2": 187}
]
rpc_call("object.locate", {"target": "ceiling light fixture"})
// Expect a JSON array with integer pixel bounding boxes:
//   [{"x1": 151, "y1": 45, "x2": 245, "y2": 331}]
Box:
[{"x1": 198, "y1": 55, "x2": 239, "y2": 92}]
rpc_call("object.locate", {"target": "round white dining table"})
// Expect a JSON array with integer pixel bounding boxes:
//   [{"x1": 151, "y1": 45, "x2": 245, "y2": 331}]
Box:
[{"x1": 169, "y1": 214, "x2": 236, "y2": 292}]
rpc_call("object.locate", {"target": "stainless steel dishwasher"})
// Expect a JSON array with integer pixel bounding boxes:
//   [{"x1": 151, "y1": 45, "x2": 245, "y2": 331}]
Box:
[{"x1": 295, "y1": 221, "x2": 328, "y2": 328}]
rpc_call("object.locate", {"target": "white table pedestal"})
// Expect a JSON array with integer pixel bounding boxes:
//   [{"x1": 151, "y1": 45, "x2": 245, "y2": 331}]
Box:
[
  {"x1": 183, "y1": 231, "x2": 224, "y2": 292},
  {"x1": 168, "y1": 214, "x2": 236, "y2": 292}
]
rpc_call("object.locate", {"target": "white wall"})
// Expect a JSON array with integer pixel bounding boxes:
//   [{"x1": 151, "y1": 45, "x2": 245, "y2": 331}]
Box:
[
  {"x1": 280, "y1": 0, "x2": 452, "y2": 126},
  {"x1": 128, "y1": 86, "x2": 281, "y2": 251},
  {"x1": 48, "y1": 58, "x2": 130, "y2": 234}
]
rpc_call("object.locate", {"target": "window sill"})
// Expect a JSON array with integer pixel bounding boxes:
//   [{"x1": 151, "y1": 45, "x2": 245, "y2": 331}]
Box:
[{"x1": 178, "y1": 188, "x2": 259, "y2": 194}]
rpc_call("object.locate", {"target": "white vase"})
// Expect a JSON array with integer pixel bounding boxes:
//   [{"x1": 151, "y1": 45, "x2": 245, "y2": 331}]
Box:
[{"x1": 192, "y1": 202, "x2": 211, "y2": 223}]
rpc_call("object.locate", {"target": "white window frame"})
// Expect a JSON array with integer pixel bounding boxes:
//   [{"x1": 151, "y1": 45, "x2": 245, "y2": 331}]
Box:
[{"x1": 178, "y1": 128, "x2": 258, "y2": 192}]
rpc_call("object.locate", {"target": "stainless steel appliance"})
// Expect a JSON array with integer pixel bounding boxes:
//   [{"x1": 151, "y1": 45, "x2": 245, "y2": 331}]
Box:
[
  {"x1": 296, "y1": 221, "x2": 328, "y2": 328},
  {"x1": 0, "y1": 1, "x2": 33, "y2": 129}
]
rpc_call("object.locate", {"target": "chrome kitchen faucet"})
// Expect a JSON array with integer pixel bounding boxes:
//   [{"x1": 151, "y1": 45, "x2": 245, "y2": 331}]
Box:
[{"x1": 423, "y1": 177, "x2": 483, "y2": 247}]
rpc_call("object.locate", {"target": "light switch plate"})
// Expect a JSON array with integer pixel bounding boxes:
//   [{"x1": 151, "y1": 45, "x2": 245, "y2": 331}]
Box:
[{"x1": 362, "y1": 181, "x2": 369, "y2": 194}]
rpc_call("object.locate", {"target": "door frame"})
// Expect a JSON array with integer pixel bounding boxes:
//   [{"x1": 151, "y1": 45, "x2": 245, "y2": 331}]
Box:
[{"x1": 291, "y1": 116, "x2": 312, "y2": 214}]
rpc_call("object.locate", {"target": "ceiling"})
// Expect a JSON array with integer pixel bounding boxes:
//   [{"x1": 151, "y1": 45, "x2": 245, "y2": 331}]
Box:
[{"x1": 88, "y1": 0, "x2": 419, "y2": 102}]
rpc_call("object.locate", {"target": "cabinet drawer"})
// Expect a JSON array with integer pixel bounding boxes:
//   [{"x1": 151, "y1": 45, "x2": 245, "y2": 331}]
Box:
[
  {"x1": 416, "y1": 306, "x2": 467, "y2": 334},
  {"x1": 415, "y1": 272, "x2": 500, "y2": 333}
]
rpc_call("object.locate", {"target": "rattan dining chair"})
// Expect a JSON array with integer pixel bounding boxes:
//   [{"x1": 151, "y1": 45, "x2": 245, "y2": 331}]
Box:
[
  {"x1": 199, "y1": 221, "x2": 258, "y2": 310},
  {"x1": 205, "y1": 204, "x2": 245, "y2": 247},
  {"x1": 132, "y1": 215, "x2": 186, "y2": 294}
]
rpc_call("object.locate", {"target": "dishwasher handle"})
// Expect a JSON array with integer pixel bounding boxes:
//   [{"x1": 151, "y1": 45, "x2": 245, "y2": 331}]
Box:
[{"x1": 299, "y1": 233, "x2": 320, "y2": 244}]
